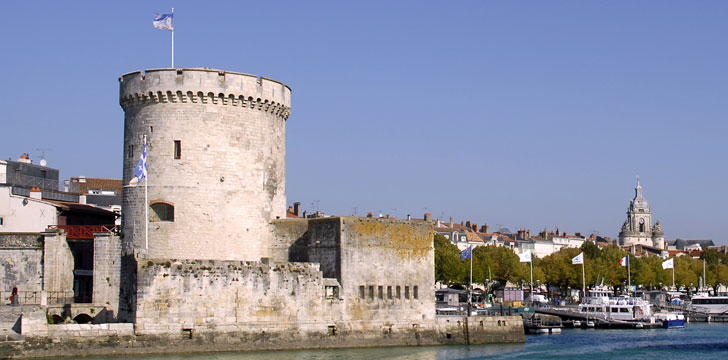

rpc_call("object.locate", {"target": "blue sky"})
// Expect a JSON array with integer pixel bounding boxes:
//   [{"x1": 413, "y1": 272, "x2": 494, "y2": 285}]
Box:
[{"x1": 1, "y1": 1, "x2": 726, "y2": 243}]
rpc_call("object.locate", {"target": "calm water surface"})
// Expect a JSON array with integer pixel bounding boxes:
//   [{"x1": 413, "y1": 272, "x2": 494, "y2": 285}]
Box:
[{"x1": 73, "y1": 323, "x2": 728, "y2": 360}]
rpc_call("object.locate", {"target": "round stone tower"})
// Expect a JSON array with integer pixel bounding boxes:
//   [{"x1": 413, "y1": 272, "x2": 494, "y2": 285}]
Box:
[{"x1": 119, "y1": 68, "x2": 291, "y2": 261}]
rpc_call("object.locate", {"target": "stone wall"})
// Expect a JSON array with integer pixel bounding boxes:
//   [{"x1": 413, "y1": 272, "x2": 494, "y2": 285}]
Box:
[
  {"x1": 338, "y1": 217, "x2": 435, "y2": 325},
  {"x1": 0, "y1": 233, "x2": 43, "y2": 294},
  {"x1": 92, "y1": 234, "x2": 121, "y2": 316},
  {"x1": 120, "y1": 68, "x2": 291, "y2": 262},
  {"x1": 133, "y1": 258, "x2": 335, "y2": 333},
  {"x1": 41, "y1": 231, "x2": 74, "y2": 295}
]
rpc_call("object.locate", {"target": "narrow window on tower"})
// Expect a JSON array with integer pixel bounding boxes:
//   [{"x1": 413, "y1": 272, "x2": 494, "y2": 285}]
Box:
[
  {"x1": 128, "y1": 145, "x2": 134, "y2": 158},
  {"x1": 174, "y1": 140, "x2": 181, "y2": 159}
]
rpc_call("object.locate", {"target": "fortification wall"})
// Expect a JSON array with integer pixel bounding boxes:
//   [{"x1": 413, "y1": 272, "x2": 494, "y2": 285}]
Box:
[
  {"x1": 92, "y1": 234, "x2": 121, "y2": 316},
  {"x1": 338, "y1": 217, "x2": 435, "y2": 325},
  {"x1": 119, "y1": 68, "x2": 291, "y2": 261},
  {"x1": 0, "y1": 233, "x2": 43, "y2": 294},
  {"x1": 133, "y1": 258, "x2": 338, "y2": 333}
]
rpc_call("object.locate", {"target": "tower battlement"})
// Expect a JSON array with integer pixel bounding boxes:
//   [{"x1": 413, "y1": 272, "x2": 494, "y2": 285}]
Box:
[{"x1": 119, "y1": 68, "x2": 291, "y2": 120}]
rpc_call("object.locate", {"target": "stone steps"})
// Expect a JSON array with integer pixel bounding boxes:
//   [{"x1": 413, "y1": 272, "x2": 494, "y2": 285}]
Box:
[{"x1": 0, "y1": 306, "x2": 23, "y2": 334}]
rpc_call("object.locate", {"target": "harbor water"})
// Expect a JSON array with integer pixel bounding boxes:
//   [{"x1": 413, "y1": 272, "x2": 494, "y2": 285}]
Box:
[{"x1": 69, "y1": 323, "x2": 728, "y2": 360}]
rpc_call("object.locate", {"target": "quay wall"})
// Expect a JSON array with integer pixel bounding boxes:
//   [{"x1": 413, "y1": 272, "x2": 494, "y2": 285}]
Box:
[{"x1": 4, "y1": 314, "x2": 523, "y2": 358}]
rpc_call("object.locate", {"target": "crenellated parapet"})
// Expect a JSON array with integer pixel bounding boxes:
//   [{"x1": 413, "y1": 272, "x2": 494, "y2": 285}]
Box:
[{"x1": 119, "y1": 68, "x2": 291, "y2": 120}]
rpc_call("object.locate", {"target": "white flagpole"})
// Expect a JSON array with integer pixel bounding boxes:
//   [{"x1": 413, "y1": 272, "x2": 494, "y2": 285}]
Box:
[
  {"x1": 171, "y1": 8, "x2": 175, "y2": 68},
  {"x1": 530, "y1": 258, "x2": 533, "y2": 304},
  {"x1": 627, "y1": 257, "x2": 631, "y2": 294},
  {"x1": 469, "y1": 246, "x2": 473, "y2": 313},
  {"x1": 144, "y1": 135, "x2": 148, "y2": 250},
  {"x1": 582, "y1": 262, "x2": 586, "y2": 299}
]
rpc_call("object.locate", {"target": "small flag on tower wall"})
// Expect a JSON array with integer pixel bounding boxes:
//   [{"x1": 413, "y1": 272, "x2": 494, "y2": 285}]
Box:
[
  {"x1": 128, "y1": 143, "x2": 147, "y2": 186},
  {"x1": 153, "y1": 13, "x2": 174, "y2": 31},
  {"x1": 620, "y1": 256, "x2": 629, "y2": 267}
]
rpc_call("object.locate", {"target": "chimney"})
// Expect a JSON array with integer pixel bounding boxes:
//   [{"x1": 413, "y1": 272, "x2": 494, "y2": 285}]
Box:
[
  {"x1": 435, "y1": 219, "x2": 441, "y2": 227},
  {"x1": 18, "y1": 153, "x2": 32, "y2": 164},
  {"x1": 526, "y1": 230, "x2": 531, "y2": 238},
  {"x1": 293, "y1": 202, "x2": 301, "y2": 216},
  {"x1": 449, "y1": 217, "x2": 454, "y2": 228},
  {"x1": 303, "y1": 210, "x2": 308, "y2": 218},
  {"x1": 367, "y1": 212, "x2": 374, "y2": 218},
  {"x1": 480, "y1": 224, "x2": 489, "y2": 233},
  {"x1": 472, "y1": 223, "x2": 478, "y2": 232},
  {"x1": 79, "y1": 194, "x2": 87, "y2": 204},
  {"x1": 407, "y1": 214, "x2": 412, "y2": 221},
  {"x1": 29, "y1": 187, "x2": 42, "y2": 199},
  {"x1": 465, "y1": 221, "x2": 471, "y2": 228},
  {"x1": 575, "y1": 232, "x2": 582, "y2": 237},
  {"x1": 288, "y1": 205, "x2": 294, "y2": 214},
  {"x1": 424, "y1": 213, "x2": 432, "y2": 221}
]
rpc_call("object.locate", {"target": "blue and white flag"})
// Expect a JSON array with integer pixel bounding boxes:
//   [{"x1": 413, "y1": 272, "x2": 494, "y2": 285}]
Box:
[
  {"x1": 572, "y1": 252, "x2": 584, "y2": 265},
  {"x1": 153, "y1": 13, "x2": 174, "y2": 31},
  {"x1": 662, "y1": 258, "x2": 674, "y2": 270},
  {"x1": 128, "y1": 143, "x2": 147, "y2": 186},
  {"x1": 519, "y1": 250, "x2": 532, "y2": 263},
  {"x1": 460, "y1": 246, "x2": 472, "y2": 261}
]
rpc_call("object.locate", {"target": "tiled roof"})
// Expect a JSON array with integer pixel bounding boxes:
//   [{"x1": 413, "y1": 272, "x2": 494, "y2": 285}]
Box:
[{"x1": 70, "y1": 177, "x2": 123, "y2": 195}]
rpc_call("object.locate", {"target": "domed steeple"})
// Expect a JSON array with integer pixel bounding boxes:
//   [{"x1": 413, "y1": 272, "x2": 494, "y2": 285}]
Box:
[
  {"x1": 619, "y1": 177, "x2": 659, "y2": 247},
  {"x1": 631, "y1": 177, "x2": 650, "y2": 211}
]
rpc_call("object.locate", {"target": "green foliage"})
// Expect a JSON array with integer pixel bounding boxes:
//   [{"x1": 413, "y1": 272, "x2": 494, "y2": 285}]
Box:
[
  {"x1": 434, "y1": 234, "x2": 464, "y2": 285},
  {"x1": 434, "y1": 234, "x2": 726, "y2": 291}
]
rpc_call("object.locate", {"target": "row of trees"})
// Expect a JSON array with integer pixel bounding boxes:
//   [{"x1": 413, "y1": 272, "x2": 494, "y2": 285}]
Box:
[{"x1": 435, "y1": 234, "x2": 728, "y2": 291}]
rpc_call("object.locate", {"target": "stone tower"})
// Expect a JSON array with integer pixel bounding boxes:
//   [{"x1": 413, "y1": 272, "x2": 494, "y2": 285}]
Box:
[
  {"x1": 119, "y1": 68, "x2": 291, "y2": 261},
  {"x1": 619, "y1": 179, "x2": 664, "y2": 249}
]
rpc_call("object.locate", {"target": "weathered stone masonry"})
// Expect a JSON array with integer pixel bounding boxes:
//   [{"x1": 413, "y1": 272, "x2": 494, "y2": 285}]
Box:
[{"x1": 120, "y1": 68, "x2": 290, "y2": 262}]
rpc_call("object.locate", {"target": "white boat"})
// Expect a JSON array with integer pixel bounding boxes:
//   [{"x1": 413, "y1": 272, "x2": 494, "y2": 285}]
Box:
[
  {"x1": 687, "y1": 294, "x2": 728, "y2": 315},
  {"x1": 572, "y1": 320, "x2": 581, "y2": 327},
  {"x1": 578, "y1": 285, "x2": 653, "y2": 321}
]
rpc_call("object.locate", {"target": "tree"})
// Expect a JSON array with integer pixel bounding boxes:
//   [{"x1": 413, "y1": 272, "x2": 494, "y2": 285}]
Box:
[{"x1": 434, "y1": 234, "x2": 464, "y2": 285}]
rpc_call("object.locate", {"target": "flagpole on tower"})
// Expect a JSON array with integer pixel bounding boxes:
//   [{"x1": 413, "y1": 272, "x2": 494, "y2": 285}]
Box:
[
  {"x1": 144, "y1": 135, "x2": 149, "y2": 250},
  {"x1": 171, "y1": 8, "x2": 175, "y2": 68}
]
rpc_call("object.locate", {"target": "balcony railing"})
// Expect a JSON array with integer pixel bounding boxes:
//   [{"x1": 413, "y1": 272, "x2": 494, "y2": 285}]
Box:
[
  {"x1": 47, "y1": 225, "x2": 119, "y2": 239},
  {"x1": 2, "y1": 290, "x2": 75, "y2": 305}
]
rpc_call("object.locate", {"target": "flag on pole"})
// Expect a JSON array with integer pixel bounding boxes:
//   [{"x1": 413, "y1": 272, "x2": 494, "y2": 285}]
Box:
[
  {"x1": 460, "y1": 246, "x2": 472, "y2": 261},
  {"x1": 153, "y1": 13, "x2": 174, "y2": 31},
  {"x1": 619, "y1": 256, "x2": 629, "y2": 267},
  {"x1": 662, "y1": 258, "x2": 674, "y2": 269},
  {"x1": 128, "y1": 143, "x2": 147, "y2": 186},
  {"x1": 572, "y1": 252, "x2": 584, "y2": 265},
  {"x1": 519, "y1": 250, "x2": 532, "y2": 263}
]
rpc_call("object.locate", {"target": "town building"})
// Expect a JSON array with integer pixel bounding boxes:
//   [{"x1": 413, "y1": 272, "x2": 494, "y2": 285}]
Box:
[{"x1": 618, "y1": 179, "x2": 666, "y2": 249}]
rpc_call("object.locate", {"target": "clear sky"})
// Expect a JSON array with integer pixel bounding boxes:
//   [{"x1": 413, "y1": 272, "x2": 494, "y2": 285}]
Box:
[{"x1": 1, "y1": 1, "x2": 726, "y2": 243}]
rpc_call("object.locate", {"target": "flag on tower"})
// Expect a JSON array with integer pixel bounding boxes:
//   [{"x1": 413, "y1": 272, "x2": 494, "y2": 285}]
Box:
[
  {"x1": 572, "y1": 252, "x2": 584, "y2": 265},
  {"x1": 128, "y1": 143, "x2": 147, "y2": 186},
  {"x1": 620, "y1": 256, "x2": 629, "y2": 267},
  {"x1": 662, "y1": 258, "x2": 674, "y2": 269},
  {"x1": 519, "y1": 250, "x2": 532, "y2": 263},
  {"x1": 153, "y1": 13, "x2": 174, "y2": 31},
  {"x1": 460, "y1": 246, "x2": 472, "y2": 261}
]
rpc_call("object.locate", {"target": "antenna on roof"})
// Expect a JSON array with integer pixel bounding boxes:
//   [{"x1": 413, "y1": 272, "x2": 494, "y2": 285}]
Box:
[{"x1": 36, "y1": 148, "x2": 52, "y2": 166}]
